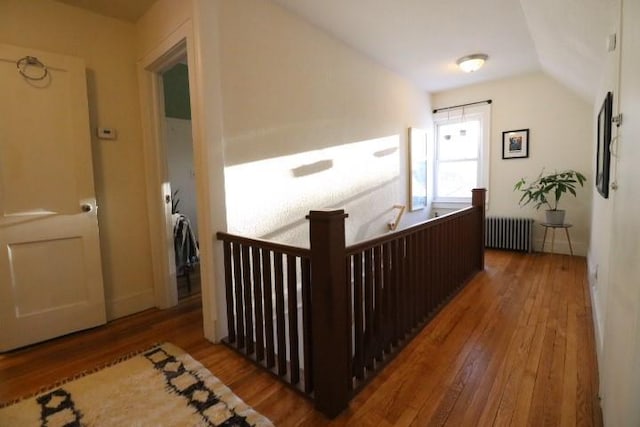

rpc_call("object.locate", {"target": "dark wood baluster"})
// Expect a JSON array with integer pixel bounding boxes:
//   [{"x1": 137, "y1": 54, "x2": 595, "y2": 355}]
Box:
[
  {"x1": 373, "y1": 245, "x2": 383, "y2": 362},
  {"x1": 408, "y1": 236, "x2": 414, "y2": 330},
  {"x1": 382, "y1": 241, "x2": 392, "y2": 353},
  {"x1": 252, "y1": 247, "x2": 264, "y2": 362},
  {"x1": 301, "y1": 257, "x2": 313, "y2": 393},
  {"x1": 429, "y1": 228, "x2": 441, "y2": 314},
  {"x1": 419, "y1": 231, "x2": 424, "y2": 318},
  {"x1": 456, "y1": 220, "x2": 461, "y2": 282},
  {"x1": 274, "y1": 252, "x2": 287, "y2": 376},
  {"x1": 397, "y1": 239, "x2": 404, "y2": 342},
  {"x1": 432, "y1": 228, "x2": 439, "y2": 312},
  {"x1": 409, "y1": 233, "x2": 417, "y2": 329},
  {"x1": 364, "y1": 248, "x2": 374, "y2": 370},
  {"x1": 232, "y1": 242, "x2": 245, "y2": 349},
  {"x1": 397, "y1": 238, "x2": 405, "y2": 337},
  {"x1": 345, "y1": 252, "x2": 353, "y2": 388},
  {"x1": 241, "y1": 245, "x2": 254, "y2": 355},
  {"x1": 391, "y1": 239, "x2": 400, "y2": 347},
  {"x1": 423, "y1": 229, "x2": 430, "y2": 316},
  {"x1": 441, "y1": 223, "x2": 448, "y2": 298},
  {"x1": 222, "y1": 241, "x2": 236, "y2": 343},
  {"x1": 262, "y1": 250, "x2": 275, "y2": 369},
  {"x1": 353, "y1": 252, "x2": 364, "y2": 380},
  {"x1": 449, "y1": 221, "x2": 455, "y2": 294},
  {"x1": 287, "y1": 255, "x2": 300, "y2": 385}
]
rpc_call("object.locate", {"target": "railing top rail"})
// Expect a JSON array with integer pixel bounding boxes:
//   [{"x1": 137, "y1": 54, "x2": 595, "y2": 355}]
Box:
[
  {"x1": 346, "y1": 205, "x2": 478, "y2": 254},
  {"x1": 216, "y1": 231, "x2": 311, "y2": 258}
]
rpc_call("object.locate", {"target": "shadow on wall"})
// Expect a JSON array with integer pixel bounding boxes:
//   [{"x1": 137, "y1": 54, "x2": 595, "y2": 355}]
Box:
[
  {"x1": 290, "y1": 159, "x2": 333, "y2": 177},
  {"x1": 225, "y1": 117, "x2": 402, "y2": 168},
  {"x1": 225, "y1": 134, "x2": 402, "y2": 246},
  {"x1": 259, "y1": 176, "x2": 401, "y2": 245}
]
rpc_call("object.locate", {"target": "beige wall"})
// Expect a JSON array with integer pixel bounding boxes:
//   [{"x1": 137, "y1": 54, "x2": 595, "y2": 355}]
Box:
[
  {"x1": 136, "y1": 0, "x2": 192, "y2": 59},
  {"x1": 432, "y1": 72, "x2": 593, "y2": 255},
  {"x1": 0, "y1": 0, "x2": 154, "y2": 319},
  {"x1": 219, "y1": 0, "x2": 431, "y2": 248}
]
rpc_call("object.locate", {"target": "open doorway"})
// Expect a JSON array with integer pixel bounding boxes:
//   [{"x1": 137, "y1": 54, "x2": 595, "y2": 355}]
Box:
[
  {"x1": 161, "y1": 59, "x2": 200, "y2": 300},
  {"x1": 139, "y1": 21, "x2": 223, "y2": 342}
]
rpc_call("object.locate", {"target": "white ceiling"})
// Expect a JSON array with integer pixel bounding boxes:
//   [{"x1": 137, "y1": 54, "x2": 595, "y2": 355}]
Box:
[
  {"x1": 54, "y1": 0, "x2": 616, "y2": 102},
  {"x1": 271, "y1": 0, "x2": 540, "y2": 94},
  {"x1": 271, "y1": 0, "x2": 616, "y2": 101}
]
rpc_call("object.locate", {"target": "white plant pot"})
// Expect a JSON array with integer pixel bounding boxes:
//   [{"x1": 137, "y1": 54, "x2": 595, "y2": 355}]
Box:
[{"x1": 545, "y1": 210, "x2": 566, "y2": 225}]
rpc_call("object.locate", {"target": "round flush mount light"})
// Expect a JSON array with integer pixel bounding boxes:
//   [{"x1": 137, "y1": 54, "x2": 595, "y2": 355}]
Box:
[{"x1": 456, "y1": 53, "x2": 488, "y2": 73}]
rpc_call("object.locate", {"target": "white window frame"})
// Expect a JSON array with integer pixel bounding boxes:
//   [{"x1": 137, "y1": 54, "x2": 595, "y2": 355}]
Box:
[{"x1": 432, "y1": 103, "x2": 491, "y2": 206}]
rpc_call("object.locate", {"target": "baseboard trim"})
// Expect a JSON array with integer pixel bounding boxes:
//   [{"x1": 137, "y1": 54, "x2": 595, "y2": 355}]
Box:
[{"x1": 107, "y1": 289, "x2": 155, "y2": 320}]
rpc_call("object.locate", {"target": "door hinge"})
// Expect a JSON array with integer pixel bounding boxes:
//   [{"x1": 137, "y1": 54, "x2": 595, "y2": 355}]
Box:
[{"x1": 612, "y1": 113, "x2": 623, "y2": 127}]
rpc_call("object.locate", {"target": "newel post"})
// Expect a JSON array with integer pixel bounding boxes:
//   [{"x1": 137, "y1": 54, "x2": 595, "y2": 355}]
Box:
[
  {"x1": 306, "y1": 209, "x2": 350, "y2": 418},
  {"x1": 472, "y1": 188, "x2": 487, "y2": 270}
]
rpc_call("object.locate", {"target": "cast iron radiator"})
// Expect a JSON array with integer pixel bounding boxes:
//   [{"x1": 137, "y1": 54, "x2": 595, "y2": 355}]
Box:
[{"x1": 485, "y1": 217, "x2": 534, "y2": 252}]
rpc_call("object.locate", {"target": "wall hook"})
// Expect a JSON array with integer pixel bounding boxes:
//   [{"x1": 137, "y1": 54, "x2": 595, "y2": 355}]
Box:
[{"x1": 17, "y1": 56, "x2": 48, "y2": 81}]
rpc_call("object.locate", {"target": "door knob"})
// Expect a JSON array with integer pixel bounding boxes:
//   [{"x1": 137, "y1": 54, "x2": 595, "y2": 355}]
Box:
[{"x1": 81, "y1": 203, "x2": 92, "y2": 213}]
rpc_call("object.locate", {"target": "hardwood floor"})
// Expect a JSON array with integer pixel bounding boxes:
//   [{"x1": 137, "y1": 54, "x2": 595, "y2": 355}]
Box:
[{"x1": 0, "y1": 250, "x2": 602, "y2": 426}]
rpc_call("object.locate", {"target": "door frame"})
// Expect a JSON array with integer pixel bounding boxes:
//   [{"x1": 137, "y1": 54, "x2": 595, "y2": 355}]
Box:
[{"x1": 137, "y1": 20, "x2": 218, "y2": 338}]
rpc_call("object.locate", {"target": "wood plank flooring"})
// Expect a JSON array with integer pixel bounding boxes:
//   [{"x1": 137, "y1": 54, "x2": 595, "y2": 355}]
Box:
[{"x1": 0, "y1": 250, "x2": 602, "y2": 426}]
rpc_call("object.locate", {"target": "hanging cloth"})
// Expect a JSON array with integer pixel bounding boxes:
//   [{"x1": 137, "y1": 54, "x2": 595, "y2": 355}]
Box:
[{"x1": 173, "y1": 214, "x2": 199, "y2": 275}]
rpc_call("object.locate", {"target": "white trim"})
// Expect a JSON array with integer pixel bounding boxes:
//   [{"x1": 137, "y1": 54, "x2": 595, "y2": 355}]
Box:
[
  {"x1": 137, "y1": 18, "x2": 220, "y2": 341},
  {"x1": 138, "y1": 25, "x2": 193, "y2": 309},
  {"x1": 191, "y1": 0, "x2": 228, "y2": 342},
  {"x1": 432, "y1": 103, "x2": 491, "y2": 202},
  {"x1": 589, "y1": 281, "x2": 604, "y2": 356},
  {"x1": 431, "y1": 200, "x2": 470, "y2": 209}
]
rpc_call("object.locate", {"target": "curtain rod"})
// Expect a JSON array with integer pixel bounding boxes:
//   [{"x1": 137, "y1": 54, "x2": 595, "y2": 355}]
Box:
[{"x1": 432, "y1": 99, "x2": 492, "y2": 114}]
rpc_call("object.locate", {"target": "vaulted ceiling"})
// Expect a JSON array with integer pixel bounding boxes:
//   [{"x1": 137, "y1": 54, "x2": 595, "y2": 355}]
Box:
[
  {"x1": 272, "y1": 0, "x2": 618, "y2": 101},
  {"x1": 55, "y1": 0, "x2": 618, "y2": 102}
]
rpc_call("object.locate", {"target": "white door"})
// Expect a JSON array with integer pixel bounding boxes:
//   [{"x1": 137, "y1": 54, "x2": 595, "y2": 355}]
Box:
[{"x1": 0, "y1": 44, "x2": 106, "y2": 351}]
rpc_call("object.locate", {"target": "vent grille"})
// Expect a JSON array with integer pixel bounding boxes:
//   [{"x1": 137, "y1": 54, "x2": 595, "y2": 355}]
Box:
[{"x1": 485, "y1": 217, "x2": 534, "y2": 252}]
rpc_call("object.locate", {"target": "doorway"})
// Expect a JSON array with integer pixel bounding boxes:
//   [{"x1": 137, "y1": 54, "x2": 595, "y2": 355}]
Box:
[
  {"x1": 161, "y1": 59, "x2": 201, "y2": 300},
  {"x1": 138, "y1": 19, "x2": 223, "y2": 342}
]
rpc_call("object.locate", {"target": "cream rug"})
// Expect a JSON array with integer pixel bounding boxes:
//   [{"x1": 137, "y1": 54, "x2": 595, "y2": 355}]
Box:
[{"x1": 0, "y1": 343, "x2": 273, "y2": 427}]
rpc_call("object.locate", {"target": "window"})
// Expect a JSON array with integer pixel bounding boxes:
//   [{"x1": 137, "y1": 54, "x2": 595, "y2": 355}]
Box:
[{"x1": 433, "y1": 104, "x2": 490, "y2": 204}]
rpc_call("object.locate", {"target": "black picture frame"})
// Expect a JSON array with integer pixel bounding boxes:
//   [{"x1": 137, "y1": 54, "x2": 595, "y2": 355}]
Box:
[
  {"x1": 596, "y1": 92, "x2": 612, "y2": 198},
  {"x1": 502, "y1": 129, "x2": 529, "y2": 159}
]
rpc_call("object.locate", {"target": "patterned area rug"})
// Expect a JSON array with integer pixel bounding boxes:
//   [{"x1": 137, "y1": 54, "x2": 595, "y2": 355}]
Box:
[{"x1": 0, "y1": 343, "x2": 273, "y2": 427}]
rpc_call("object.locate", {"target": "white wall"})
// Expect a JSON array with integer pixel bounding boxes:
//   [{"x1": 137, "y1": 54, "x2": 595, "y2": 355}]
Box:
[
  {"x1": 588, "y1": 0, "x2": 621, "y2": 363},
  {"x1": 218, "y1": 0, "x2": 431, "y2": 248},
  {"x1": 596, "y1": 0, "x2": 640, "y2": 424},
  {"x1": 165, "y1": 117, "x2": 198, "y2": 238},
  {"x1": 0, "y1": 0, "x2": 155, "y2": 319},
  {"x1": 432, "y1": 72, "x2": 593, "y2": 255}
]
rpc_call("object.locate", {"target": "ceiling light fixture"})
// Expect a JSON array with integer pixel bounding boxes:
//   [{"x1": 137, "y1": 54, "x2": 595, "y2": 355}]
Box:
[{"x1": 456, "y1": 53, "x2": 488, "y2": 73}]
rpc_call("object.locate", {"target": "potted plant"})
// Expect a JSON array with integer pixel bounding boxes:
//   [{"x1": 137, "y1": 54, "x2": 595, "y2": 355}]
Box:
[{"x1": 514, "y1": 169, "x2": 586, "y2": 225}]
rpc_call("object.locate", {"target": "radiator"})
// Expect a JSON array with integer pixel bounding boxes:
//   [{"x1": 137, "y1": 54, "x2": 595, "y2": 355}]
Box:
[{"x1": 485, "y1": 217, "x2": 534, "y2": 252}]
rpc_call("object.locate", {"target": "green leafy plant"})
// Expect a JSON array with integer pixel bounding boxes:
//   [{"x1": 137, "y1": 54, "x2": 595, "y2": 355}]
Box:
[{"x1": 514, "y1": 169, "x2": 587, "y2": 211}]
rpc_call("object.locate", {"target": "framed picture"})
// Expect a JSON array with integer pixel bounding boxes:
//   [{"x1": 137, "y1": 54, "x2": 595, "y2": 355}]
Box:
[
  {"x1": 502, "y1": 129, "x2": 529, "y2": 159},
  {"x1": 596, "y1": 92, "x2": 613, "y2": 198},
  {"x1": 408, "y1": 127, "x2": 427, "y2": 211}
]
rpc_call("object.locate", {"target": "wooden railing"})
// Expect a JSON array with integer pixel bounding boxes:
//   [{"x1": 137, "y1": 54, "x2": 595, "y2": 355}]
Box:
[
  {"x1": 216, "y1": 188, "x2": 486, "y2": 418},
  {"x1": 215, "y1": 233, "x2": 314, "y2": 394}
]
